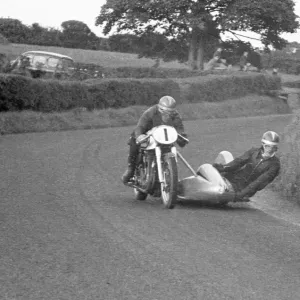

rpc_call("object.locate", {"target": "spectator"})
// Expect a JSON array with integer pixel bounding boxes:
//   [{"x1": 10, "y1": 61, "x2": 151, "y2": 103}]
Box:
[
  {"x1": 213, "y1": 47, "x2": 223, "y2": 61},
  {"x1": 205, "y1": 56, "x2": 220, "y2": 71},
  {"x1": 250, "y1": 48, "x2": 263, "y2": 72},
  {"x1": 239, "y1": 51, "x2": 250, "y2": 71},
  {"x1": 10, "y1": 56, "x2": 32, "y2": 77}
]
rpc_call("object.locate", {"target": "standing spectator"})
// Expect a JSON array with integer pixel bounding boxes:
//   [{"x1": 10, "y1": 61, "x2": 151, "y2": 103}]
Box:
[
  {"x1": 213, "y1": 47, "x2": 223, "y2": 60},
  {"x1": 10, "y1": 56, "x2": 32, "y2": 77},
  {"x1": 250, "y1": 48, "x2": 263, "y2": 72},
  {"x1": 239, "y1": 51, "x2": 250, "y2": 71},
  {"x1": 205, "y1": 56, "x2": 220, "y2": 70}
]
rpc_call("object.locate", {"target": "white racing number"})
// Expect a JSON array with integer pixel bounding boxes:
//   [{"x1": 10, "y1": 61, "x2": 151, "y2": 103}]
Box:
[{"x1": 152, "y1": 125, "x2": 178, "y2": 145}]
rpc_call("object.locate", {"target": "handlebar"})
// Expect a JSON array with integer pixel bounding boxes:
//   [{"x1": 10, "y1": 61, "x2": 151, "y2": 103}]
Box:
[{"x1": 178, "y1": 133, "x2": 189, "y2": 144}]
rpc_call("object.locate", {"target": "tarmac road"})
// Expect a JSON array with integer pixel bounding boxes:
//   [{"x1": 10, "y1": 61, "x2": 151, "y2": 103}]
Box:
[{"x1": 1, "y1": 115, "x2": 300, "y2": 300}]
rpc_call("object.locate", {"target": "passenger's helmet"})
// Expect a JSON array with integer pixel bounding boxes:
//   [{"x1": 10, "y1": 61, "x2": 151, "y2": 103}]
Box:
[
  {"x1": 261, "y1": 131, "x2": 280, "y2": 146},
  {"x1": 158, "y1": 96, "x2": 176, "y2": 112}
]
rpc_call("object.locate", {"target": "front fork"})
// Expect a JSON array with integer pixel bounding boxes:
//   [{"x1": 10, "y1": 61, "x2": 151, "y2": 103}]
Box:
[
  {"x1": 155, "y1": 147, "x2": 164, "y2": 183},
  {"x1": 155, "y1": 146, "x2": 177, "y2": 183}
]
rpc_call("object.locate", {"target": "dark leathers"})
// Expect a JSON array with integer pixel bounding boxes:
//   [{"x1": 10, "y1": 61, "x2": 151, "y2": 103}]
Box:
[
  {"x1": 134, "y1": 105, "x2": 185, "y2": 137},
  {"x1": 216, "y1": 147, "x2": 280, "y2": 198}
]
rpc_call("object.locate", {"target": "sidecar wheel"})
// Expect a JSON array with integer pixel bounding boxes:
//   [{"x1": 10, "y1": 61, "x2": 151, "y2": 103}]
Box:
[{"x1": 134, "y1": 188, "x2": 147, "y2": 201}]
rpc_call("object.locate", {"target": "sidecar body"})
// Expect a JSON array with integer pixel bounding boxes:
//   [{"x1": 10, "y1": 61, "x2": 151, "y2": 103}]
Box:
[
  {"x1": 176, "y1": 150, "x2": 247, "y2": 204},
  {"x1": 177, "y1": 175, "x2": 236, "y2": 204}
]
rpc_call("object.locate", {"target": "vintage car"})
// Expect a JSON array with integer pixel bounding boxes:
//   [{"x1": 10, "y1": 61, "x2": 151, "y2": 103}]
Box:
[{"x1": 9, "y1": 51, "x2": 75, "y2": 78}]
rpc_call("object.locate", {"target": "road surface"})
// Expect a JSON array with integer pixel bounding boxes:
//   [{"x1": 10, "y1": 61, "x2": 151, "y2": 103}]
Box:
[{"x1": 1, "y1": 115, "x2": 300, "y2": 300}]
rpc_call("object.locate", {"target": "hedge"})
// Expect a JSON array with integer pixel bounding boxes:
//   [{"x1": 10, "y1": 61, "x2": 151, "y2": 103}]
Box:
[
  {"x1": 177, "y1": 73, "x2": 281, "y2": 103},
  {"x1": 0, "y1": 73, "x2": 281, "y2": 112},
  {"x1": 261, "y1": 54, "x2": 300, "y2": 75},
  {"x1": 74, "y1": 62, "x2": 229, "y2": 79}
]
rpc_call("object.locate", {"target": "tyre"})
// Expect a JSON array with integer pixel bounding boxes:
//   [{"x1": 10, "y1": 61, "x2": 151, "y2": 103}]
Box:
[
  {"x1": 161, "y1": 153, "x2": 178, "y2": 209},
  {"x1": 134, "y1": 188, "x2": 147, "y2": 201}
]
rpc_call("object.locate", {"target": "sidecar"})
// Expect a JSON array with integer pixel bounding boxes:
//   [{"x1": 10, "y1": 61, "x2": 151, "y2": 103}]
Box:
[
  {"x1": 177, "y1": 175, "x2": 236, "y2": 204},
  {"x1": 176, "y1": 150, "x2": 247, "y2": 204}
]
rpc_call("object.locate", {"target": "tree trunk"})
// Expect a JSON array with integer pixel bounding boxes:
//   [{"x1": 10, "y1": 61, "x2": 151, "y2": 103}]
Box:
[
  {"x1": 188, "y1": 27, "x2": 198, "y2": 70},
  {"x1": 196, "y1": 33, "x2": 204, "y2": 70}
]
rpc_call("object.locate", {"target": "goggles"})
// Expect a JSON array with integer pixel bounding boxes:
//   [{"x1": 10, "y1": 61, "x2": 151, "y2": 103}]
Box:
[
  {"x1": 158, "y1": 106, "x2": 176, "y2": 115},
  {"x1": 262, "y1": 142, "x2": 278, "y2": 153}
]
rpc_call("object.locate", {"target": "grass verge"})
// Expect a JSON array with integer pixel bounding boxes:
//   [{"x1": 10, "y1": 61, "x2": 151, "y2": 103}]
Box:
[{"x1": 0, "y1": 95, "x2": 290, "y2": 135}]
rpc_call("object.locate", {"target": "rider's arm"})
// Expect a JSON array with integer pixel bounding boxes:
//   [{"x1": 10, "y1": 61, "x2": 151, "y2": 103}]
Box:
[
  {"x1": 172, "y1": 111, "x2": 185, "y2": 134},
  {"x1": 173, "y1": 112, "x2": 188, "y2": 147},
  {"x1": 238, "y1": 162, "x2": 280, "y2": 198},
  {"x1": 221, "y1": 147, "x2": 255, "y2": 172},
  {"x1": 134, "y1": 107, "x2": 155, "y2": 137}
]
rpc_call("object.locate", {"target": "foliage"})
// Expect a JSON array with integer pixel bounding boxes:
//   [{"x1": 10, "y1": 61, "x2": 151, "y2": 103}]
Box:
[
  {"x1": 96, "y1": 0, "x2": 299, "y2": 69},
  {"x1": 261, "y1": 51, "x2": 300, "y2": 74},
  {"x1": 61, "y1": 20, "x2": 100, "y2": 50},
  {"x1": 272, "y1": 111, "x2": 300, "y2": 204},
  {"x1": 179, "y1": 73, "x2": 281, "y2": 103},
  {"x1": 0, "y1": 33, "x2": 9, "y2": 45},
  {"x1": 220, "y1": 40, "x2": 253, "y2": 65},
  {"x1": 108, "y1": 34, "x2": 140, "y2": 53},
  {"x1": 74, "y1": 62, "x2": 220, "y2": 79},
  {"x1": 0, "y1": 73, "x2": 281, "y2": 112},
  {"x1": 222, "y1": 0, "x2": 299, "y2": 49},
  {"x1": 27, "y1": 23, "x2": 62, "y2": 47},
  {"x1": 0, "y1": 18, "x2": 31, "y2": 43},
  {"x1": 0, "y1": 96, "x2": 290, "y2": 135},
  {"x1": 0, "y1": 18, "x2": 109, "y2": 51}
]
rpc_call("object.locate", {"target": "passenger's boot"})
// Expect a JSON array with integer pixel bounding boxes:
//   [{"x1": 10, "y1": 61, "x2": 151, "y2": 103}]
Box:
[{"x1": 121, "y1": 157, "x2": 136, "y2": 184}]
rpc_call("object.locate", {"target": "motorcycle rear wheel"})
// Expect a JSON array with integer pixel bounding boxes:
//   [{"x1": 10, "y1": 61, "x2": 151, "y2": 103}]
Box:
[
  {"x1": 161, "y1": 153, "x2": 178, "y2": 209},
  {"x1": 134, "y1": 188, "x2": 147, "y2": 201}
]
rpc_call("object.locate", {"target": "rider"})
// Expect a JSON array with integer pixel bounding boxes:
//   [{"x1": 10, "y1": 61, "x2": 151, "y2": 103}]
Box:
[
  {"x1": 197, "y1": 131, "x2": 281, "y2": 201},
  {"x1": 122, "y1": 95, "x2": 188, "y2": 184}
]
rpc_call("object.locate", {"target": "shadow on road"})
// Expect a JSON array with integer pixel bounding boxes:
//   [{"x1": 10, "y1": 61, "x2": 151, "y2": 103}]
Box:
[{"x1": 177, "y1": 200, "x2": 255, "y2": 212}]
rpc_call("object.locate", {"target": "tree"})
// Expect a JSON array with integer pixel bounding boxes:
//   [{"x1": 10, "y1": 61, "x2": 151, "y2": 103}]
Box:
[
  {"x1": 96, "y1": 0, "x2": 299, "y2": 70},
  {"x1": 108, "y1": 34, "x2": 140, "y2": 53},
  {"x1": 0, "y1": 18, "x2": 31, "y2": 43},
  {"x1": 61, "y1": 20, "x2": 100, "y2": 49}
]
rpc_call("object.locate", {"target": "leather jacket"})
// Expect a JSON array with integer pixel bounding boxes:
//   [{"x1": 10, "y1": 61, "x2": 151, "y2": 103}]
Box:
[
  {"x1": 134, "y1": 105, "x2": 185, "y2": 137},
  {"x1": 219, "y1": 147, "x2": 280, "y2": 198}
]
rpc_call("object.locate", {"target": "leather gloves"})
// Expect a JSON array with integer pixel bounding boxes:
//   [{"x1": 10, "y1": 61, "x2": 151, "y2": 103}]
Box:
[
  {"x1": 177, "y1": 133, "x2": 189, "y2": 148},
  {"x1": 136, "y1": 134, "x2": 148, "y2": 144}
]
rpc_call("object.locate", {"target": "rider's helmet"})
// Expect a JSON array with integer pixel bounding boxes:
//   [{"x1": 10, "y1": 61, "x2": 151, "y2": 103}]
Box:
[
  {"x1": 261, "y1": 131, "x2": 279, "y2": 157},
  {"x1": 158, "y1": 96, "x2": 176, "y2": 112},
  {"x1": 261, "y1": 131, "x2": 280, "y2": 146}
]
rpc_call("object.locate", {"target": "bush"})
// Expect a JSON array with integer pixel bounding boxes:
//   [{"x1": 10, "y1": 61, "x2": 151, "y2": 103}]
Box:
[
  {"x1": 261, "y1": 53, "x2": 300, "y2": 75},
  {"x1": 177, "y1": 73, "x2": 281, "y2": 103},
  {"x1": 282, "y1": 81, "x2": 300, "y2": 88},
  {"x1": 0, "y1": 74, "x2": 92, "y2": 112},
  {"x1": 0, "y1": 72, "x2": 281, "y2": 112},
  {"x1": 0, "y1": 74, "x2": 180, "y2": 112},
  {"x1": 74, "y1": 62, "x2": 230, "y2": 79},
  {"x1": 272, "y1": 110, "x2": 300, "y2": 204},
  {"x1": 86, "y1": 78, "x2": 180, "y2": 109}
]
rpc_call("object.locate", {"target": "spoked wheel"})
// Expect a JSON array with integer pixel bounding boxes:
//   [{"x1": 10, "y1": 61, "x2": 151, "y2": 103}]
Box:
[
  {"x1": 134, "y1": 188, "x2": 148, "y2": 201},
  {"x1": 161, "y1": 153, "x2": 178, "y2": 209}
]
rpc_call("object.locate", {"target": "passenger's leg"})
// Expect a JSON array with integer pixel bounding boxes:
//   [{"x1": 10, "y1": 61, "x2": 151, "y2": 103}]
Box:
[
  {"x1": 197, "y1": 163, "x2": 227, "y2": 188},
  {"x1": 196, "y1": 151, "x2": 234, "y2": 191}
]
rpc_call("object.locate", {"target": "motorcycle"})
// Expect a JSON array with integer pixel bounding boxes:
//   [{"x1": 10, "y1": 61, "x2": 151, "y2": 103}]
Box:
[{"x1": 127, "y1": 125, "x2": 189, "y2": 209}]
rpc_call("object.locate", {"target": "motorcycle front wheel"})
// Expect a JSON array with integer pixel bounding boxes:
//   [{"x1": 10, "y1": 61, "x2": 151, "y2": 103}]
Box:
[{"x1": 161, "y1": 153, "x2": 178, "y2": 209}]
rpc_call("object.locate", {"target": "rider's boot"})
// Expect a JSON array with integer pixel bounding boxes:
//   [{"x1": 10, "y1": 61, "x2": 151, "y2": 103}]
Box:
[{"x1": 122, "y1": 156, "x2": 136, "y2": 184}]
